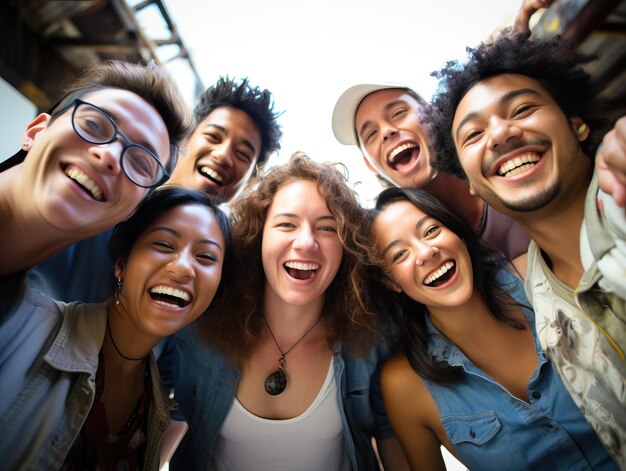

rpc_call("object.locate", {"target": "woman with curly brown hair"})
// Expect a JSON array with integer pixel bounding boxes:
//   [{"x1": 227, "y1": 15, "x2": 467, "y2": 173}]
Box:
[{"x1": 170, "y1": 152, "x2": 408, "y2": 470}]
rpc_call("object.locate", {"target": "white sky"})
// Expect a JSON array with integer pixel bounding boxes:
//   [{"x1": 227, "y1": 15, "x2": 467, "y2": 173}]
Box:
[{"x1": 156, "y1": 0, "x2": 529, "y2": 206}]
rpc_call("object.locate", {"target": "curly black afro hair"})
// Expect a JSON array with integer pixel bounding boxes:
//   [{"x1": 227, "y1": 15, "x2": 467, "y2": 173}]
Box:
[
  {"x1": 194, "y1": 76, "x2": 283, "y2": 170},
  {"x1": 427, "y1": 30, "x2": 603, "y2": 180}
]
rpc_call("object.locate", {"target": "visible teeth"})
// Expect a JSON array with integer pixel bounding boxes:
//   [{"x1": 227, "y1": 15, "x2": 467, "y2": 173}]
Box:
[
  {"x1": 154, "y1": 299, "x2": 179, "y2": 308},
  {"x1": 150, "y1": 285, "x2": 190, "y2": 301},
  {"x1": 506, "y1": 163, "x2": 536, "y2": 177},
  {"x1": 388, "y1": 143, "x2": 417, "y2": 163},
  {"x1": 65, "y1": 167, "x2": 104, "y2": 201},
  {"x1": 200, "y1": 166, "x2": 223, "y2": 183},
  {"x1": 285, "y1": 261, "x2": 320, "y2": 271},
  {"x1": 424, "y1": 261, "x2": 455, "y2": 286},
  {"x1": 497, "y1": 153, "x2": 540, "y2": 177}
]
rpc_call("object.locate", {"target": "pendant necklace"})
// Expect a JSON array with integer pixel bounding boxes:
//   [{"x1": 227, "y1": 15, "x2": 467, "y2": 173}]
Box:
[{"x1": 264, "y1": 316, "x2": 322, "y2": 396}]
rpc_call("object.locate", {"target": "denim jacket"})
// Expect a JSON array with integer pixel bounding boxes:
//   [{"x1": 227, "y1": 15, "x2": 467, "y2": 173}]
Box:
[
  {"x1": 423, "y1": 270, "x2": 617, "y2": 471},
  {"x1": 170, "y1": 327, "x2": 393, "y2": 470},
  {"x1": 0, "y1": 284, "x2": 172, "y2": 470}
]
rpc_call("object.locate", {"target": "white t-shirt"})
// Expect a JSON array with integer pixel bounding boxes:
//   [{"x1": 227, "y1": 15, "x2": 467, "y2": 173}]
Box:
[{"x1": 210, "y1": 357, "x2": 351, "y2": 471}]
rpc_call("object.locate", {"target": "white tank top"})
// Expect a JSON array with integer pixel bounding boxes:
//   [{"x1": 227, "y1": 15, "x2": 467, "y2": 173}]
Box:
[{"x1": 209, "y1": 357, "x2": 351, "y2": 471}]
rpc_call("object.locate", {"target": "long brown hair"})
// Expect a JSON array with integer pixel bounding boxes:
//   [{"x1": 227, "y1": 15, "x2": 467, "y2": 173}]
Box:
[
  {"x1": 201, "y1": 152, "x2": 380, "y2": 362},
  {"x1": 369, "y1": 187, "x2": 526, "y2": 384}
]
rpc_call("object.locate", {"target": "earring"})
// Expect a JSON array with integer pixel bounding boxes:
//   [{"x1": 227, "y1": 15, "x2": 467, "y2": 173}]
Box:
[
  {"x1": 115, "y1": 277, "x2": 123, "y2": 305},
  {"x1": 577, "y1": 123, "x2": 587, "y2": 135},
  {"x1": 22, "y1": 138, "x2": 32, "y2": 149}
]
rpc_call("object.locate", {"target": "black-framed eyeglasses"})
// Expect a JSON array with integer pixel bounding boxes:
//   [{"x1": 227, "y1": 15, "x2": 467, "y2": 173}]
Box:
[{"x1": 59, "y1": 99, "x2": 169, "y2": 188}]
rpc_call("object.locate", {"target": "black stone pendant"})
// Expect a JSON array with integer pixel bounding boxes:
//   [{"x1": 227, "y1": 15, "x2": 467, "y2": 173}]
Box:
[
  {"x1": 264, "y1": 368, "x2": 287, "y2": 395},
  {"x1": 264, "y1": 359, "x2": 287, "y2": 396}
]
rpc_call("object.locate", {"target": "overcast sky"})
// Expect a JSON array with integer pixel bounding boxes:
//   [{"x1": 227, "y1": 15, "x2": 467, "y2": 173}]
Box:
[{"x1": 153, "y1": 0, "x2": 529, "y2": 205}]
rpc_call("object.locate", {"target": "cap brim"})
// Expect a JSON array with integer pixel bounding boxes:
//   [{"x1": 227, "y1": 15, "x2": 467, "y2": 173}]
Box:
[{"x1": 331, "y1": 83, "x2": 413, "y2": 146}]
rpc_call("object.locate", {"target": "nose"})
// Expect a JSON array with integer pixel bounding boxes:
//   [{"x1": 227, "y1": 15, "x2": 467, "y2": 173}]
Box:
[
  {"x1": 381, "y1": 121, "x2": 398, "y2": 142},
  {"x1": 211, "y1": 143, "x2": 234, "y2": 168},
  {"x1": 414, "y1": 240, "x2": 438, "y2": 266},
  {"x1": 486, "y1": 116, "x2": 522, "y2": 151},
  {"x1": 293, "y1": 225, "x2": 318, "y2": 251},
  {"x1": 90, "y1": 140, "x2": 123, "y2": 175},
  {"x1": 166, "y1": 250, "x2": 195, "y2": 281}
]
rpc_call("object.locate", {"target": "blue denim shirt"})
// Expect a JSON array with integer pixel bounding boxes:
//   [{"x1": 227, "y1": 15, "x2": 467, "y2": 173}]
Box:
[
  {"x1": 28, "y1": 229, "x2": 115, "y2": 303},
  {"x1": 169, "y1": 327, "x2": 392, "y2": 471},
  {"x1": 423, "y1": 270, "x2": 617, "y2": 471}
]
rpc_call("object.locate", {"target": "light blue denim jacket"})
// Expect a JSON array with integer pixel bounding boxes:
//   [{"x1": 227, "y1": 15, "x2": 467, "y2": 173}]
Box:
[
  {"x1": 170, "y1": 327, "x2": 393, "y2": 470},
  {"x1": 423, "y1": 270, "x2": 617, "y2": 471},
  {"x1": 0, "y1": 282, "x2": 171, "y2": 470}
]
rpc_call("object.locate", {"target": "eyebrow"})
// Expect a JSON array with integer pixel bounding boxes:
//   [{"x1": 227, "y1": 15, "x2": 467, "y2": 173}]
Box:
[
  {"x1": 271, "y1": 213, "x2": 336, "y2": 222},
  {"x1": 150, "y1": 226, "x2": 224, "y2": 252},
  {"x1": 381, "y1": 215, "x2": 429, "y2": 256},
  {"x1": 205, "y1": 123, "x2": 257, "y2": 155},
  {"x1": 454, "y1": 88, "x2": 542, "y2": 142},
  {"x1": 357, "y1": 99, "x2": 408, "y2": 141}
]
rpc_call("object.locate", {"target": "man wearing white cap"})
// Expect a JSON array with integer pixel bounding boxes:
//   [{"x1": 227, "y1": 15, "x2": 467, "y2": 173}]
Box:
[
  {"x1": 332, "y1": 84, "x2": 531, "y2": 266},
  {"x1": 331, "y1": 0, "x2": 559, "y2": 268}
]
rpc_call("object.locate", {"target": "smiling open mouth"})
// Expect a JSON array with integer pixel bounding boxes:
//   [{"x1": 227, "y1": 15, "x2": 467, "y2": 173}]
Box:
[
  {"x1": 388, "y1": 143, "x2": 419, "y2": 171},
  {"x1": 497, "y1": 153, "x2": 541, "y2": 177},
  {"x1": 424, "y1": 261, "x2": 456, "y2": 287},
  {"x1": 284, "y1": 261, "x2": 320, "y2": 280},
  {"x1": 149, "y1": 285, "x2": 192, "y2": 308},
  {"x1": 200, "y1": 166, "x2": 224, "y2": 185},
  {"x1": 64, "y1": 165, "x2": 104, "y2": 201}
]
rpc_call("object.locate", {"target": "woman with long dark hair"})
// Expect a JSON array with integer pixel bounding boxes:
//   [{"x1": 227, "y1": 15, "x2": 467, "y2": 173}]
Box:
[
  {"x1": 369, "y1": 187, "x2": 617, "y2": 470},
  {"x1": 0, "y1": 188, "x2": 231, "y2": 470}
]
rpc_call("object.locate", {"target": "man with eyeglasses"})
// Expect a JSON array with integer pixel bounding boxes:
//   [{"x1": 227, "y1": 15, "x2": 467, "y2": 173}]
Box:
[
  {"x1": 0, "y1": 60, "x2": 191, "y2": 279},
  {"x1": 57, "y1": 98, "x2": 171, "y2": 189}
]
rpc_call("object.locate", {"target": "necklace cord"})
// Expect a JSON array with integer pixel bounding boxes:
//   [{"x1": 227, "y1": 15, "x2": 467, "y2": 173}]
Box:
[
  {"x1": 107, "y1": 305, "x2": 146, "y2": 362},
  {"x1": 265, "y1": 316, "x2": 322, "y2": 360}
]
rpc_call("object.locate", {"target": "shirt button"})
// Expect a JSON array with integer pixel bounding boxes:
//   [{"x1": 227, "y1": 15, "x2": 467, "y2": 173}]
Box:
[{"x1": 532, "y1": 391, "x2": 541, "y2": 400}]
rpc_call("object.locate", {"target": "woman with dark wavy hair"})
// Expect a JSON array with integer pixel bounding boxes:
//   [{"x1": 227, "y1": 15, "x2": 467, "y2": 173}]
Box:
[
  {"x1": 0, "y1": 188, "x2": 230, "y2": 470},
  {"x1": 369, "y1": 187, "x2": 617, "y2": 471},
  {"x1": 172, "y1": 152, "x2": 408, "y2": 470}
]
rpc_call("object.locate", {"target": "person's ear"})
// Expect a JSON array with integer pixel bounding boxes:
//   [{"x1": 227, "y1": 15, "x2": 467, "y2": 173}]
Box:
[
  {"x1": 571, "y1": 116, "x2": 590, "y2": 142},
  {"x1": 362, "y1": 155, "x2": 378, "y2": 173},
  {"x1": 114, "y1": 261, "x2": 125, "y2": 280},
  {"x1": 22, "y1": 113, "x2": 51, "y2": 151}
]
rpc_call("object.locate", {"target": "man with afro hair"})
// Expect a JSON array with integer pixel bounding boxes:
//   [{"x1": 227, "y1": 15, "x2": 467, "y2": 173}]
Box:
[{"x1": 430, "y1": 30, "x2": 626, "y2": 466}]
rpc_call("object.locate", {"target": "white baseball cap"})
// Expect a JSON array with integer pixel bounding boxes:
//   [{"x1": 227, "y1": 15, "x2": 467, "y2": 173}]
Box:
[{"x1": 332, "y1": 82, "x2": 422, "y2": 146}]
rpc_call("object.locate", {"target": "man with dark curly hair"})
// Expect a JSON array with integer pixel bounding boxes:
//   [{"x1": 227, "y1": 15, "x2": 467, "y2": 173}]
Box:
[
  {"x1": 30, "y1": 76, "x2": 283, "y2": 303},
  {"x1": 429, "y1": 30, "x2": 626, "y2": 466},
  {"x1": 169, "y1": 76, "x2": 283, "y2": 202}
]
